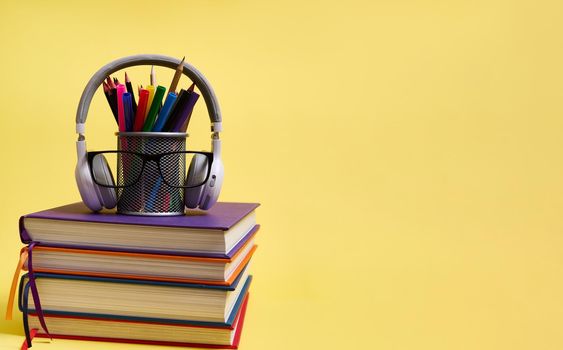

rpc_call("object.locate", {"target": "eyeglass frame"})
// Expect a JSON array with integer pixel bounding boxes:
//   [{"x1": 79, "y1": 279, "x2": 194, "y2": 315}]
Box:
[{"x1": 87, "y1": 150, "x2": 214, "y2": 189}]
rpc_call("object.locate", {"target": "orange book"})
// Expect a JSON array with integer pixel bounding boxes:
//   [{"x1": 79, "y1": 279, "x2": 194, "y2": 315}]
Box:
[{"x1": 21, "y1": 232, "x2": 257, "y2": 286}]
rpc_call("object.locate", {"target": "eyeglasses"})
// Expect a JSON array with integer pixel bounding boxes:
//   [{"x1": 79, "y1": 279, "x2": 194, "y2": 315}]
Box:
[{"x1": 87, "y1": 150, "x2": 213, "y2": 189}]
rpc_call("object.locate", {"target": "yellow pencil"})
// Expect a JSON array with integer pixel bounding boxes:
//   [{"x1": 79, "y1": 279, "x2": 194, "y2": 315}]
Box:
[{"x1": 145, "y1": 85, "x2": 155, "y2": 119}]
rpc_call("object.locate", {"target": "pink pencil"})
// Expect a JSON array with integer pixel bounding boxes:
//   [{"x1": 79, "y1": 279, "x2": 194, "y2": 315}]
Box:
[{"x1": 117, "y1": 84, "x2": 126, "y2": 132}]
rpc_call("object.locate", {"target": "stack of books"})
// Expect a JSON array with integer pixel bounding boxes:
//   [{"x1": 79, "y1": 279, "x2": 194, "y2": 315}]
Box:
[{"x1": 10, "y1": 202, "x2": 259, "y2": 349}]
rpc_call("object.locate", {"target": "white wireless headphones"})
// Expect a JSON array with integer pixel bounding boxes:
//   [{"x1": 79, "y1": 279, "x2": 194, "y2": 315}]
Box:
[{"x1": 75, "y1": 54, "x2": 224, "y2": 213}]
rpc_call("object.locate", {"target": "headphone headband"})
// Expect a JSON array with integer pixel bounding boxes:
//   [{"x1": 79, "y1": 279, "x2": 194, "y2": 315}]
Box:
[{"x1": 75, "y1": 54, "x2": 221, "y2": 133}]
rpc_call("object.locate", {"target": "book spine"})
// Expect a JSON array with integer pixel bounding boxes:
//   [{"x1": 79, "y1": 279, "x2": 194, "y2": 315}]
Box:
[
  {"x1": 30, "y1": 333, "x2": 238, "y2": 349},
  {"x1": 231, "y1": 293, "x2": 250, "y2": 349},
  {"x1": 21, "y1": 280, "x2": 32, "y2": 348},
  {"x1": 19, "y1": 216, "x2": 31, "y2": 243},
  {"x1": 19, "y1": 243, "x2": 52, "y2": 345}
]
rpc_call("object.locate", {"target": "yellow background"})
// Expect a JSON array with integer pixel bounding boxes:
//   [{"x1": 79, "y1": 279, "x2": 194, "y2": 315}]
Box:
[{"x1": 1, "y1": 0, "x2": 563, "y2": 349}]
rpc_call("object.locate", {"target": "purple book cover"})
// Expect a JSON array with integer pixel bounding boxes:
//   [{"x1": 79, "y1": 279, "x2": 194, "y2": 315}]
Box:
[{"x1": 19, "y1": 202, "x2": 260, "y2": 258}]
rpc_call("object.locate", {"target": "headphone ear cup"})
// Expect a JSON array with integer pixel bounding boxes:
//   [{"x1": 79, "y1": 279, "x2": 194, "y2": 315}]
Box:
[
  {"x1": 184, "y1": 154, "x2": 209, "y2": 209},
  {"x1": 75, "y1": 157, "x2": 103, "y2": 212},
  {"x1": 198, "y1": 158, "x2": 223, "y2": 210},
  {"x1": 91, "y1": 155, "x2": 117, "y2": 209}
]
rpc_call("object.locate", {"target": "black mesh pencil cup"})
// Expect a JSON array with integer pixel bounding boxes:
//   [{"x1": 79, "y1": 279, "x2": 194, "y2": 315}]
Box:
[{"x1": 116, "y1": 132, "x2": 187, "y2": 215}]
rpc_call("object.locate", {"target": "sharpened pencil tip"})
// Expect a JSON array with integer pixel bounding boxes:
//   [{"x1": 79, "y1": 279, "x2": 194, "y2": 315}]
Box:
[
  {"x1": 150, "y1": 66, "x2": 156, "y2": 85},
  {"x1": 176, "y1": 57, "x2": 185, "y2": 69}
]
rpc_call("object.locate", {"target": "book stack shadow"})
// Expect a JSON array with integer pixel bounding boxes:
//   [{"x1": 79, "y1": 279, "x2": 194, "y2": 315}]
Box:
[{"x1": 9, "y1": 202, "x2": 260, "y2": 349}]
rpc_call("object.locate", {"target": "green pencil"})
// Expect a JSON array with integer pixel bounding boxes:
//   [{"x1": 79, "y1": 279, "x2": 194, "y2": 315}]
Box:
[{"x1": 142, "y1": 85, "x2": 166, "y2": 131}]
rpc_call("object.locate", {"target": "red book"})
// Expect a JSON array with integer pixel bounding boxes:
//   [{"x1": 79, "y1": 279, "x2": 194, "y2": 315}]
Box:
[{"x1": 22, "y1": 293, "x2": 250, "y2": 350}]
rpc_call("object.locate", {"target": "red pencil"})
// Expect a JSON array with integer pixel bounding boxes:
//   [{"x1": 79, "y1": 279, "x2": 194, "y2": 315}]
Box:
[
  {"x1": 134, "y1": 89, "x2": 149, "y2": 131},
  {"x1": 107, "y1": 76, "x2": 116, "y2": 90}
]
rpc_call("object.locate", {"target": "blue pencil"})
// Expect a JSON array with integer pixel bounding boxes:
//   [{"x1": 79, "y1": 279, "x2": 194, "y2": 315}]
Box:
[
  {"x1": 146, "y1": 177, "x2": 163, "y2": 211},
  {"x1": 123, "y1": 93, "x2": 134, "y2": 132},
  {"x1": 152, "y1": 92, "x2": 178, "y2": 132}
]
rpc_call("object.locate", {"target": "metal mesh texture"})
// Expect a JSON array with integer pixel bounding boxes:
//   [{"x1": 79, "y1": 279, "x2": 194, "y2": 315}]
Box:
[{"x1": 117, "y1": 134, "x2": 186, "y2": 215}]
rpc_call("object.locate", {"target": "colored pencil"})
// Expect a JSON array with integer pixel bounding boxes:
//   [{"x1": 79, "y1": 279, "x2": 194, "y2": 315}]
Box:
[
  {"x1": 174, "y1": 90, "x2": 199, "y2": 132},
  {"x1": 152, "y1": 92, "x2": 178, "y2": 132},
  {"x1": 162, "y1": 89, "x2": 187, "y2": 132},
  {"x1": 123, "y1": 92, "x2": 134, "y2": 132},
  {"x1": 107, "y1": 76, "x2": 116, "y2": 89},
  {"x1": 116, "y1": 84, "x2": 126, "y2": 132},
  {"x1": 124, "y1": 72, "x2": 137, "y2": 115},
  {"x1": 134, "y1": 89, "x2": 149, "y2": 131},
  {"x1": 145, "y1": 85, "x2": 155, "y2": 119},
  {"x1": 168, "y1": 56, "x2": 185, "y2": 94},
  {"x1": 102, "y1": 82, "x2": 118, "y2": 123},
  {"x1": 150, "y1": 66, "x2": 156, "y2": 86},
  {"x1": 143, "y1": 85, "x2": 166, "y2": 131}
]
